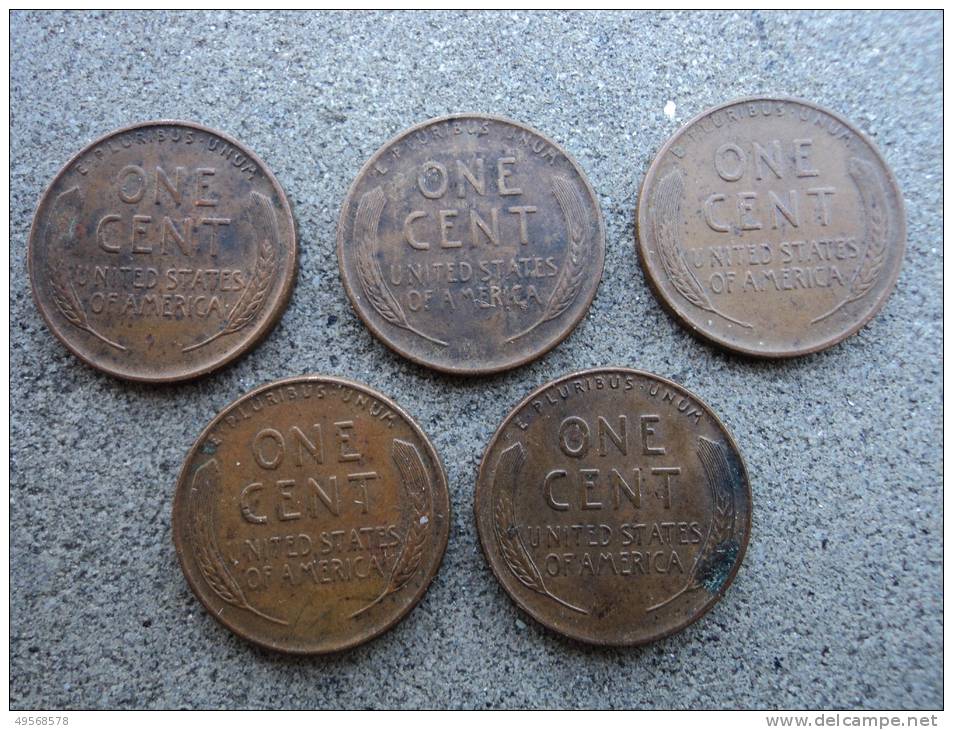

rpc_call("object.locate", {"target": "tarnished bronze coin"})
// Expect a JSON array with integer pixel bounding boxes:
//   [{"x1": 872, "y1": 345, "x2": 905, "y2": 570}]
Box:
[
  {"x1": 337, "y1": 114, "x2": 606, "y2": 374},
  {"x1": 637, "y1": 97, "x2": 905, "y2": 357},
  {"x1": 474, "y1": 368, "x2": 751, "y2": 646},
  {"x1": 28, "y1": 121, "x2": 297, "y2": 381},
  {"x1": 172, "y1": 375, "x2": 450, "y2": 653}
]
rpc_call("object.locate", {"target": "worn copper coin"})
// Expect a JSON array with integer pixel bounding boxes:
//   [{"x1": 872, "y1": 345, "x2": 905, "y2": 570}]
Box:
[
  {"x1": 637, "y1": 97, "x2": 905, "y2": 357},
  {"x1": 172, "y1": 375, "x2": 450, "y2": 653},
  {"x1": 28, "y1": 120, "x2": 297, "y2": 381},
  {"x1": 337, "y1": 114, "x2": 606, "y2": 374},
  {"x1": 474, "y1": 368, "x2": 751, "y2": 645}
]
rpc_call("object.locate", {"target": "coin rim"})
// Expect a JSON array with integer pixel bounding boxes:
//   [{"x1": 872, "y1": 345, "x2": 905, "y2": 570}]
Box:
[
  {"x1": 635, "y1": 95, "x2": 907, "y2": 358},
  {"x1": 27, "y1": 119, "x2": 299, "y2": 383},
  {"x1": 473, "y1": 366, "x2": 752, "y2": 647},
  {"x1": 336, "y1": 112, "x2": 607, "y2": 375},
  {"x1": 171, "y1": 374, "x2": 452, "y2": 654}
]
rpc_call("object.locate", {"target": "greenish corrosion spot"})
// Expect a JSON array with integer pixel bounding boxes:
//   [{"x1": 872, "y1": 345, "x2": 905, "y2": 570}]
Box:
[
  {"x1": 200, "y1": 441, "x2": 218, "y2": 455},
  {"x1": 698, "y1": 541, "x2": 739, "y2": 594}
]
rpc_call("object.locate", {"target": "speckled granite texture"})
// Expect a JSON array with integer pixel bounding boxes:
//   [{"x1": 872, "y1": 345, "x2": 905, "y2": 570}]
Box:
[{"x1": 10, "y1": 10, "x2": 941, "y2": 709}]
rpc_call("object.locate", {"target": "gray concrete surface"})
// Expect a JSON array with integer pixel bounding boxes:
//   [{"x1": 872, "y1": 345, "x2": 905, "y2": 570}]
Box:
[{"x1": 10, "y1": 10, "x2": 941, "y2": 710}]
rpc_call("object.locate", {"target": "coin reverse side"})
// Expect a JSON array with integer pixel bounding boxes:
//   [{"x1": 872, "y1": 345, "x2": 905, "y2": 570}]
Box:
[
  {"x1": 474, "y1": 368, "x2": 751, "y2": 646},
  {"x1": 637, "y1": 97, "x2": 905, "y2": 357},
  {"x1": 172, "y1": 376, "x2": 450, "y2": 653},
  {"x1": 28, "y1": 121, "x2": 297, "y2": 381},
  {"x1": 337, "y1": 114, "x2": 606, "y2": 374}
]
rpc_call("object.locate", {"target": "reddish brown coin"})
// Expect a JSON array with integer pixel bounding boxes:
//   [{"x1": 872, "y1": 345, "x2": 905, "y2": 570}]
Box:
[
  {"x1": 474, "y1": 368, "x2": 751, "y2": 646},
  {"x1": 337, "y1": 114, "x2": 605, "y2": 375},
  {"x1": 637, "y1": 97, "x2": 905, "y2": 357},
  {"x1": 172, "y1": 376, "x2": 450, "y2": 654},
  {"x1": 28, "y1": 120, "x2": 297, "y2": 382}
]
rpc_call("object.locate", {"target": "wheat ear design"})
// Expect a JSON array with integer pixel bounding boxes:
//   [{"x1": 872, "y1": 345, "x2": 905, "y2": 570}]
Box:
[
  {"x1": 493, "y1": 442, "x2": 588, "y2": 615},
  {"x1": 507, "y1": 176, "x2": 591, "y2": 343},
  {"x1": 652, "y1": 169, "x2": 752, "y2": 329},
  {"x1": 811, "y1": 157, "x2": 889, "y2": 324},
  {"x1": 188, "y1": 459, "x2": 287, "y2": 625},
  {"x1": 350, "y1": 439, "x2": 433, "y2": 618},
  {"x1": 44, "y1": 187, "x2": 127, "y2": 351},
  {"x1": 182, "y1": 191, "x2": 279, "y2": 352},
  {"x1": 648, "y1": 437, "x2": 737, "y2": 612},
  {"x1": 354, "y1": 187, "x2": 447, "y2": 347}
]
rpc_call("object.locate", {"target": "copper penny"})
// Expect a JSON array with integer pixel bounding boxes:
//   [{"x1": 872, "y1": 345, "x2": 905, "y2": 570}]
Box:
[
  {"x1": 28, "y1": 120, "x2": 297, "y2": 382},
  {"x1": 474, "y1": 368, "x2": 751, "y2": 646},
  {"x1": 637, "y1": 97, "x2": 905, "y2": 357},
  {"x1": 337, "y1": 114, "x2": 605, "y2": 374},
  {"x1": 172, "y1": 375, "x2": 450, "y2": 654}
]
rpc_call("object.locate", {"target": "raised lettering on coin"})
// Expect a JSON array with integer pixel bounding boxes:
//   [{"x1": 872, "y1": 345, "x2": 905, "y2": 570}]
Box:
[
  {"x1": 474, "y1": 368, "x2": 751, "y2": 646},
  {"x1": 636, "y1": 97, "x2": 905, "y2": 357},
  {"x1": 337, "y1": 114, "x2": 605, "y2": 374},
  {"x1": 172, "y1": 376, "x2": 450, "y2": 653},
  {"x1": 28, "y1": 121, "x2": 297, "y2": 381}
]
